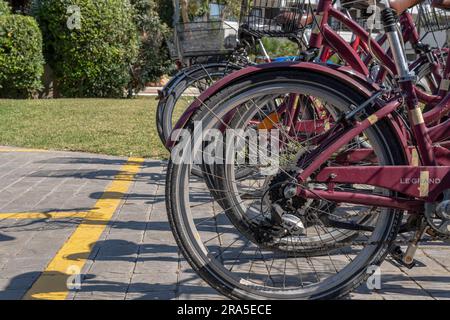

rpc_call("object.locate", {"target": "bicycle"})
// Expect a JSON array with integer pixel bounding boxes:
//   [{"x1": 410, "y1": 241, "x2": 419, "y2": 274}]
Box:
[
  {"x1": 161, "y1": 0, "x2": 449, "y2": 151},
  {"x1": 156, "y1": 14, "x2": 303, "y2": 148},
  {"x1": 165, "y1": 0, "x2": 450, "y2": 299}
]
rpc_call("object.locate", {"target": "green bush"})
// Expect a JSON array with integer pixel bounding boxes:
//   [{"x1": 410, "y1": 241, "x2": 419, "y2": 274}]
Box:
[
  {"x1": 0, "y1": 0, "x2": 11, "y2": 15},
  {"x1": 130, "y1": 0, "x2": 172, "y2": 91},
  {"x1": 32, "y1": 0, "x2": 139, "y2": 98},
  {"x1": 155, "y1": 0, "x2": 173, "y2": 27},
  {"x1": 0, "y1": 14, "x2": 44, "y2": 98},
  {"x1": 5, "y1": 0, "x2": 33, "y2": 14},
  {"x1": 259, "y1": 37, "x2": 299, "y2": 58}
]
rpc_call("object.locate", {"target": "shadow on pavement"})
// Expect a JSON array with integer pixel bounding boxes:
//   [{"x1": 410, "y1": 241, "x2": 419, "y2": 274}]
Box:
[
  {"x1": 30, "y1": 158, "x2": 165, "y2": 183},
  {"x1": 37, "y1": 157, "x2": 163, "y2": 168},
  {"x1": 0, "y1": 232, "x2": 15, "y2": 242},
  {"x1": 353, "y1": 273, "x2": 450, "y2": 299},
  {"x1": 0, "y1": 207, "x2": 93, "y2": 232}
]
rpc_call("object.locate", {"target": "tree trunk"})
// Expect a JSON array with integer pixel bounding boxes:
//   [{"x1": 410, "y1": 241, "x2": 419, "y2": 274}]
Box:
[{"x1": 180, "y1": 0, "x2": 189, "y2": 23}]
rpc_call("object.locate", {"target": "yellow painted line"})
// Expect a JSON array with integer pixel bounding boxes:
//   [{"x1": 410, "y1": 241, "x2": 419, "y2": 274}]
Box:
[
  {"x1": 0, "y1": 211, "x2": 88, "y2": 220},
  {"x1": 0, "y1": 148, "x2": 50, "y2": 153},
  {"x1": 23, "y1": 157, "x2": 144, "y2": 300}
]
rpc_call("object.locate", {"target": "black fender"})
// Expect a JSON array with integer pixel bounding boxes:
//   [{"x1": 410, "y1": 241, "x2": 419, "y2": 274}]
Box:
[{"x1": 158, "y1": 62, "x2": 242, "y2": 101}]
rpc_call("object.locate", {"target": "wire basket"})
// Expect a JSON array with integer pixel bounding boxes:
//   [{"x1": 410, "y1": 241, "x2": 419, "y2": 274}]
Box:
[
  {"x1": 176, "y1": 21, "x2": 238, "y2": 58},
  {"x1": 239, "y1": 0, "x2": 313, "y2": 38},
  {"x1": 417, "y1": 0, "x2": 450, "y2": 33}
]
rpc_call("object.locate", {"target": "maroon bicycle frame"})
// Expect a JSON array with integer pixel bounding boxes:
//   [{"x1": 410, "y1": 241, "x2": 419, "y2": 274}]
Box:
[
  {"x1": 168, "y1": 2, "x2": 449, "y2": 214},
  {"x1": 295, "y1": 0, "x2": 450, "y2": 212},
  {"x1": 266, "y1": 4, "x2": 449, "y2": 147},
  {"x1": 314, "y1": 2, "x2": 448, "y2": 113}
]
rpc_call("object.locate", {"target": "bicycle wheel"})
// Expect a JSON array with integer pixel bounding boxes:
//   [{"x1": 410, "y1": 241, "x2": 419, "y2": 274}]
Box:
[
  {"x1": 191, "y1": 92, "x2": 356, "y2": 256},
  {"x1": 166, "y1": 70, "x2": 406, "y2": 299},
  {"x1": 209, "y1": 97, "x2": 376, "y2": 257},
  {"x1": 156, "y1": 63, "x2": 241, "y2": 148}
]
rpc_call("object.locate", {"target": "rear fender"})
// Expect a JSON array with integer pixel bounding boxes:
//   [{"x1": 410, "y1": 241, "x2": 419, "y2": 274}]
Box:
[{"x1": 158, "y1": 63, "x2": 241, "y2": 100}]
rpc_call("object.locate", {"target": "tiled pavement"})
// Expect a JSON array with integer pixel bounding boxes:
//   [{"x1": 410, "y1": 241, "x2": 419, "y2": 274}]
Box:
[{"x1": 0, "y1": 146, "x2": 449, "y2": 300}]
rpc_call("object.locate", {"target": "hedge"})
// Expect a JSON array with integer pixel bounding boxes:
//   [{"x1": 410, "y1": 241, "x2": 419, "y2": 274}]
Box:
[
  {"x1": 32, "y1": 0, "x2": 139, "y2": 98},
  {"x1": 0, "y1": 13, "x2": 44, "y2": 98},
  {"x1": 130, "y1": 0, "x2": 172, "y2": 91},
  {"x1": 0, "y1": 0, "x2": 10, "y2": 15}
]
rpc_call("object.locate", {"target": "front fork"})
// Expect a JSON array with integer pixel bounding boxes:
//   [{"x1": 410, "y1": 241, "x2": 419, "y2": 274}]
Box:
[
  {"x1": 381, "y1": 7, "x2": 437, "y2": 166},
  {"x1": 382, "y1": 7, "x2": 437, "y2": 265}
]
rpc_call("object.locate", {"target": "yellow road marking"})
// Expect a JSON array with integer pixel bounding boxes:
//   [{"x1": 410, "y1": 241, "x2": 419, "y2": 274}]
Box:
[
  {"x1": 0, "y1": 211, "x2": 88, "y2": 220},
  {"x1": 23, "y1": 157, "x2": 144, "y2": 300},
  {"x1": 0, "y1": 148, "x2": 50, "y2": 153}
]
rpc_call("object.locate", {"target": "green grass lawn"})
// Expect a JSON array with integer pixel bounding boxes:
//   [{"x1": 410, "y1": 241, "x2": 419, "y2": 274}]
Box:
[{"x1": 0, "y1": 98, "x2": 169, "y2": 159}]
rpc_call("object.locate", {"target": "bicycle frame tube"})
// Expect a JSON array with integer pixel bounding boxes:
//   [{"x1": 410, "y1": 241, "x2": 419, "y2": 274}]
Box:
[
  {"x1": 294, "y1": 94, "x2": 450, "y2": 206},
  {"x1": 309, "y1": 1, "x2": 397, "y2": 74},
  {"x1": 375, "y1": 13, "x2": 426, "y2": 83},
  {"x1": 295, "y1": 3, "x2": 450, "y2": 211},
  {"x1": 425, "y1": 91, "x2": 450, "y2": 124},
  {"x1": 297, "y1": 97, "x2": 403, "y2": 181},
  {"x1": 310, "y1": 2, "x2": 448, "y2": 111},
  {"x1": 322, "y1": 24, "x2": 370, "y2": 75},
  {"x1": 423, "y1": 51, "x2": 450, "y2": 123}
]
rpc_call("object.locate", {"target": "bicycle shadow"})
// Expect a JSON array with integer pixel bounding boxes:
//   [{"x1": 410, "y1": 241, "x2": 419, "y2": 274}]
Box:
[{"x1": 0, "y1": 232, "x2": 14, "y2": 242}]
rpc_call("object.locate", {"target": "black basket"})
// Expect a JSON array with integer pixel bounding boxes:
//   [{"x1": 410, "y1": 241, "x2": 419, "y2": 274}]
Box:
[
  {"x1": 239, "y1": 0, "x2": 313, "y2": 38},
  {"x1": 175, "y1": 21, "x2": 238, "y2": 58},
  {"x1": 417, "y1": 0, "x2": 450, "y2": 33}
]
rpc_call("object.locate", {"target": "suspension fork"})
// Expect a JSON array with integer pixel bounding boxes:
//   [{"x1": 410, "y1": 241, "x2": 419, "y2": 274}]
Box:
[{"x1": 381, "y1": 7, "x2": 436, "y2": 166}]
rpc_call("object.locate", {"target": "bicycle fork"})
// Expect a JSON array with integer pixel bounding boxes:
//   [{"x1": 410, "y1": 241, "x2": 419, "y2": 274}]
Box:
[
  {"x1": 381, "y1": 6, "x2": 437, "y2": 266},
  {"x1": 381, "y1": 6, "x2": 436, "y2": 166}
]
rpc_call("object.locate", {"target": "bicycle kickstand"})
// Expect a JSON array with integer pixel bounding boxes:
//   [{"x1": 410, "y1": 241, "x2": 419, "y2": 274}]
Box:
[{"x1": 391, "y1": 220, "x2": 428, "y2": 269}]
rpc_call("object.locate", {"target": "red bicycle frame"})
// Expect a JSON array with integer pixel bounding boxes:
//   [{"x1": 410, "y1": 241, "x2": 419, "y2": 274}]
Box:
[
  {"x1": 294, "y1": 0, "x2": 450, "y2": 213},
  {"x1": 311, "y1": 3, "x2": 448, "y2": 112},
  {"x1": 259, "y1": 3, "x2": 448, "y2": 152}
]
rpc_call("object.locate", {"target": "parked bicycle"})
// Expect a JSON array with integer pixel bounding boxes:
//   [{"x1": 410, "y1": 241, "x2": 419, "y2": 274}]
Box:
[
  {"x1": 156, "y1": 6, "x2": 303, "y2": 148},
  {"x1": 165, "y1": 0, "x2": 450, "y2": 299},
  {"x1": 159, "y1": 0, "x2": 449, "y2": 150}
]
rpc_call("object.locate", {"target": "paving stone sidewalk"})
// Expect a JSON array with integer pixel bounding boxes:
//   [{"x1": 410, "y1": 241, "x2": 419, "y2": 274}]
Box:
[{"x1": 0, "y1": 147, "x2": 449, "y2": 300}]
